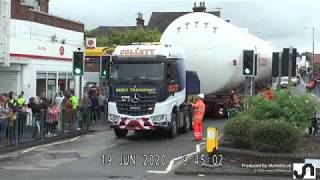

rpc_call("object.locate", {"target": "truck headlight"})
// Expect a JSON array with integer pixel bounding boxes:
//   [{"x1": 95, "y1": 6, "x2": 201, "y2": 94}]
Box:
[
  {"x1": 151, "y1": 115, "x2": 167, "y2": 123},
  {"x1": 109, "y1": 114, "x2": 120, "y2": 122}
]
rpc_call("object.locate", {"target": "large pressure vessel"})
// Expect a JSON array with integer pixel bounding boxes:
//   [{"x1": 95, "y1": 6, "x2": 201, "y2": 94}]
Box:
[{"x1": 160, "y1": 12, "x2": 276, "y2": 94}]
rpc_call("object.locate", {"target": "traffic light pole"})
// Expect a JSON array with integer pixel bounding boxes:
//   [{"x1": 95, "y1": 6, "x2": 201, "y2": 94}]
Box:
[
  {"x1": 79, "y1": 75, "x2": 83, "y2": 103},
  {"x1": 250, "y1": 76, "x2": 254, "y2": 96},
  {"x1": 288, "y1": 47, "x2": 293, "y2": 83},
  {"x1": 277, "y1": 52, "x2": 282, "y2": 89}
]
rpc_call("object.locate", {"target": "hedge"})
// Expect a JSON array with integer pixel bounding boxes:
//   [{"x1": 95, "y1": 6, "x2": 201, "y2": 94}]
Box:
[
  {"x1": 249, "y1": 119, "x2": 300, "y2": 153},
  {"x1": 223, "y1": 112, "x2": 256, "y2": 148}
]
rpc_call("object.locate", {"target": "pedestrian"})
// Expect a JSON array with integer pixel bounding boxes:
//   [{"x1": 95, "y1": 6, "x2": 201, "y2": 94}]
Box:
[
  {"x1": 63, "y1": 95, "x2": 74, "y2": 132},
  {"x1": 7, "y1": 91, "x2": 17, "y2": 110},
  {"x1": 189, "y1": 94, "x2": 206, "y2": 141},
  {"x1": 82, "y1": 94, "x2": 92, "y2": 107},
  {"x1": 263, "y1": 87, "x2": 273, "y2": 100},
  {"x1": 15, "y1": 104, "x2": 28, "y2": 140},
  {"x1": 98, "y1": 92, "x2": 105, "y2": 121},
  {"x1": 46, "y1": 103, "x2": 61, "y2": 137},
  {"x1": 70, "y1": 91, "x2": 79, "y2": 128},
  {"x1": 317, "y1": 79, "x2": 320, "y2": 94},
  {"x1": 231, "y1": 90, "x2": 240, "y2": 109},
  {"x1": 69, "y1": 91, "x2": 78, "y2": 110},
  {"x1": 0, "y1": 95, "x2": 9, "y2": 144},
  {"x1": 40, "y1": 93, "x2": 49, "y2": 111},
  {"x1": 17, "y1": 91, "x2": 26, "y2": 107},
  {"x1": 39, "y1": 94, "x2": 50, "y2": 134},
  {"x1": 90, "y1": 94, "x2": 99, "y2": 123},
  {"x1": 7, "y1": 109, "x2": 16, "y2": 144},
  {"x1": 27, "y1": 97, "x2": 42, "y2": 139},
  {"x1": 55, "y1": 92, "x2": 64, "y2": 109}
]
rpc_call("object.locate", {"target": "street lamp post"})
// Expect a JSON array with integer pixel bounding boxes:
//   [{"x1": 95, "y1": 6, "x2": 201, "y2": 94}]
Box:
[{"x1": 305, "y1": 27, "x2": 315, "y2": 79}]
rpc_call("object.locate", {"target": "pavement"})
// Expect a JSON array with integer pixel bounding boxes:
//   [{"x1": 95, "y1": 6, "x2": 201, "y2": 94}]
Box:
[{"x1": 0, "y1": 117, "x2": 232, "y2": 180}]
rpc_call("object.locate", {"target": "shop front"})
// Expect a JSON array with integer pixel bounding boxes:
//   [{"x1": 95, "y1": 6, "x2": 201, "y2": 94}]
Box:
[{"x1": 36, "y1": 72, "x2": 75, "y2": 99}]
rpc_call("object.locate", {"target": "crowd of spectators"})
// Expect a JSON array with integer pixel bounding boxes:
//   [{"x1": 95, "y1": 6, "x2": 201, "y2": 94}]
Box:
[{"x1": 0, "y1": 90, "x2": 86, "y2": 145}]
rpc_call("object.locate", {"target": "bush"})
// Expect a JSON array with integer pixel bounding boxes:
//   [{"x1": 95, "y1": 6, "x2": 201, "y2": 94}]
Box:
[
  {"x1": 247, "y1": 90, "x2": 319, "y2": 129},
  {"x1": 249, "y1": 119, "x2": 300, "y2": 152},
  {"x1": 223, "y1": 112, "x2": 256, "y2": 148},
  {"x1": 246, "y1": 94, "x2": 282, "y2": 120}
]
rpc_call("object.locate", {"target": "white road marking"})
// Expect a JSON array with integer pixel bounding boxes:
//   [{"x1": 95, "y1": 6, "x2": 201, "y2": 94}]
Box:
[
  {"x1": 147, "y1": 141, "x2": 206, "y2": 174},
  {"x1": 21, "y1": 136, "x2": 80, "y2": 154},
  {"x1": 176, "y1": 138, "x2": 207, "y2": 140}
]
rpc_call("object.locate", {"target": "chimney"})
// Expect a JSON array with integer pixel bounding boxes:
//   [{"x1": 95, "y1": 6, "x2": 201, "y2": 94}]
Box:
[
  {"x1": 39, "y1": 0, "x2": 49, "y2": 13},
  {"x1": 192, "y1": 1, "x2": 206, "y2": 12},
  {"x1": 136, "y1": 12, "x2": 145, "y2": 27}
]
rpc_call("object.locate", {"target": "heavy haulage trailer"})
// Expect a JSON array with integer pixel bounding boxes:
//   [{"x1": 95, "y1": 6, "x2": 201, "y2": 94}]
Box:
[{"x1": 107, "y1": 12, "x2": 275, "y2": 138}]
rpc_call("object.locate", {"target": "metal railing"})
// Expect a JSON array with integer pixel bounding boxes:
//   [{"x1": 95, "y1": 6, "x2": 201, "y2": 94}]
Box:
[{"x1": 0, "y1": 106, "x2": 93, "y2": 147}]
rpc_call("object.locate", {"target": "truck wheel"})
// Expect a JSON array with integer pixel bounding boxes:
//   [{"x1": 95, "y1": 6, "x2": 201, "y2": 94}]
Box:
[
  {"x1": 182, "y1": 110, "x2": 191, "y2": 133},
  {"x1": 114, "y1": 128, "x2": 128, "y2": 138},
  {"x1": 168, "y1": 113, "x2": 178, "y2": 138}
]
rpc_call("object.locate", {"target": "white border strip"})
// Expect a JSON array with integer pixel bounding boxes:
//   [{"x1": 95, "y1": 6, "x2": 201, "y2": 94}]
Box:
[
  {"x1": 21, "y1": 136, "x2": 80, "y2": 154},
  {"x1": 147, "y1": 142, "x2": 206, "y2": 174}
]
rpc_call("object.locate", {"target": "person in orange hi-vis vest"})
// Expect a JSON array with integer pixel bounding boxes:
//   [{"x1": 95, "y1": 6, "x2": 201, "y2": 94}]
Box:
[
  {"x1": 190, "y1": 94, "x2": 206, "y2": 141},
  {"x1": 263, "y1": 88, "x2": 273, "y2": 100}
]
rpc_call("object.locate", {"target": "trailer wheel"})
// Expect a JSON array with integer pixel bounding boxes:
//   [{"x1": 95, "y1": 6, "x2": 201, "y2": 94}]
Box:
[
  {"x1": 168, "y1": 113, "x2": 178, "y2": 138},
  {"x1": 114, "y1": 128, "x2": 128, "y2": 138},
  {"x1": 182, "y1": 110, "x2": 191, "y2": 133}
]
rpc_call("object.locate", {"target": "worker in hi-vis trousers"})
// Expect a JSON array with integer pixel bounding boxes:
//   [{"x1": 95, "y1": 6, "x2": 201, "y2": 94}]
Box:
[{"x1": 190, "y1": 94, "x2": 206, "y2": 141}]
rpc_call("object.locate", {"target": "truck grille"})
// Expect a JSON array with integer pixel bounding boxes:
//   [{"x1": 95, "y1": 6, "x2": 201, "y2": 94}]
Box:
[{"x1": 116, "y1": 93, "x2": 157, "y2": 116}]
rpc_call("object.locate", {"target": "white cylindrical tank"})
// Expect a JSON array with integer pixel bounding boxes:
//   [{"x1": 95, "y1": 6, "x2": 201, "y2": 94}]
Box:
[{"x1": 160, "y1": 12, "x2": 276, "y2": 94}]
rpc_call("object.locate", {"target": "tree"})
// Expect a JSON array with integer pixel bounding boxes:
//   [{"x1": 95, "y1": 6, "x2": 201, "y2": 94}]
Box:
[{"x1": 85, "y1": 27, "x2": 161, "y2": 47}]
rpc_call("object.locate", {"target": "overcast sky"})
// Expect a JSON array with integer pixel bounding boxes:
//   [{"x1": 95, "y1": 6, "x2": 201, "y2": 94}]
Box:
[{"x1": 49, "y1": 0, "x2": 320, "y2": 52}]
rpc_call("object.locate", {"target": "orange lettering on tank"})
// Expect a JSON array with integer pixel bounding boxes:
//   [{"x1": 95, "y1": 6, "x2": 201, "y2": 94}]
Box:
[{"x1": 119, "y1": 49, "x2": 156, "y2": 56}]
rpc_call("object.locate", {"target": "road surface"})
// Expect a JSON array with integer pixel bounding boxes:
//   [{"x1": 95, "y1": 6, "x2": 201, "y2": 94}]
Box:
[{"x1": 0, "y1": 118, "x2": 233, "y2": 180}]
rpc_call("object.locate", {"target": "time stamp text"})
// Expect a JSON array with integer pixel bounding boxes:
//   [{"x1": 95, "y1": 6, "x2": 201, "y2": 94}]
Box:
[{"x1": 101, "y1": 153, "x2": 223, "y2": 167}]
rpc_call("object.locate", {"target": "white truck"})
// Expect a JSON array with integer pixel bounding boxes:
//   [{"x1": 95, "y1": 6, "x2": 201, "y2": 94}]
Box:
[{"x1": 108, "y1": 44, "x2": 196, "y2": 138}]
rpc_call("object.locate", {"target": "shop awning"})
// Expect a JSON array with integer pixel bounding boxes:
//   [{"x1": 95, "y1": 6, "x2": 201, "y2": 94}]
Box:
[{"x1": 85, "y1": 47, "x2": 114, "y2": 56}]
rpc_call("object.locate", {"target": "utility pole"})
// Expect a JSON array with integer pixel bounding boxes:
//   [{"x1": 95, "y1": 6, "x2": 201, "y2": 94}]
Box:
[
  {"x1": 305, "y1": 27, "x2": 315, "y2": 79},
  {"x1": 312, "y1": 27, "x2": 315, "y2": 79}
]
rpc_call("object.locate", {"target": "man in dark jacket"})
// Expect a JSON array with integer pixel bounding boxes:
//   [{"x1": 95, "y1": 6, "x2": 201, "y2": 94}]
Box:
[
  {"x1": 90, "y1": 94, "x2": 99, "y2": 123},
  {"x1": 27, "y1": 97, "x2": 42, "y2": 139}
]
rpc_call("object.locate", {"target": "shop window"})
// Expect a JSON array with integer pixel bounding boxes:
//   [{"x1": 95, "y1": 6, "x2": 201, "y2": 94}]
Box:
[
  {"x1": 58, "y1": 73, "x2": 66, "y2": 93},
  {"x1": 36, "y1": 73, "x2": 46, "y2": 97},
  {"x1": 47, "y1": 73, "x2": 56, "y2": 100}
]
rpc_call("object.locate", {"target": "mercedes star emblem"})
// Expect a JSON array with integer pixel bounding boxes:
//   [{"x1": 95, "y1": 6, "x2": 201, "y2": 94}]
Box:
[{"x1": 131, "y1": 93, "x2": 140, "y2": 103}]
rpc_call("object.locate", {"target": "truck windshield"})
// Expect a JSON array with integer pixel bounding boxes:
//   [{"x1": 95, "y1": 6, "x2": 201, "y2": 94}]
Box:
[{"x1": 111, "y1": 63, "x2": 164, "y2": 81}]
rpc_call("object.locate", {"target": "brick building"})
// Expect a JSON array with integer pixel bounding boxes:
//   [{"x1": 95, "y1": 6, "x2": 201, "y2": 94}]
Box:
[{"x1": 0, "y1": 0, "x2": 85, "y2": 100}]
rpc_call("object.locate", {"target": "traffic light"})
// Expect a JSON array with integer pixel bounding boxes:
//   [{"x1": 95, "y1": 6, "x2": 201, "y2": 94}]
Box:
[
  {"x1": 254, "y1": 54, "x2": 258, "y2": 76},
  {"x1": 291, "y1": 48, "x2": 297, "y2": 77},
  {"x1": 282, "y1": 48, "x2": 297, "y2": 77},
  {"x1": 243, "y1": 50, "x2": 254, "y2": 76},
  {"x1": 73, "y1": 51, "x2": 84, "y2": 76},
  {"x1": 281, "y1": 48, "x2": 289, "y2": 76},
  {"x1": 272, "y1": 52, "x2": 280, "y2": 77},
  {"x1": 100, "y1": 56, "x2": 111, "y2": 77}
]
